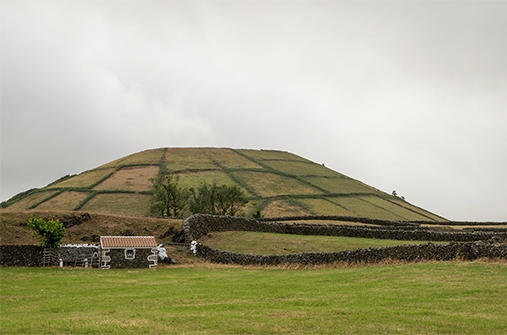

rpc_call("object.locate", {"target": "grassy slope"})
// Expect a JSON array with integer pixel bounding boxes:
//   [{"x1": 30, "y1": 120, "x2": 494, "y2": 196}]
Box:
[
  {"x1": 0, "y1": 210, "x2": 182, "y2": 246},
  {"x1": 1, "y1": 148, "x2": 446, "y2": 221},
  {"x1": 1, "y1": 263, "x2": 506, "y2": 335}
]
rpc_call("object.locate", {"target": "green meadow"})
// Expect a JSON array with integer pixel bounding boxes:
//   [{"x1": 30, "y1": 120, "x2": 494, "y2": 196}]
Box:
[
  {"x1": 1, "y1": 263, "x2": 506, "y2": 334},
  {"x1": 199, "y1": 231, "x2": 446, "y2": 255}
]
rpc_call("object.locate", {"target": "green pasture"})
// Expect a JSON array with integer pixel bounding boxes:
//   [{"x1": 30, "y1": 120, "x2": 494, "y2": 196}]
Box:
[
  {"x1": 199, "y1": 231, "x2": 447, "y2": 255},
  {"x1": 1, "y1": 263, "x2": 506, "y2": 334}
]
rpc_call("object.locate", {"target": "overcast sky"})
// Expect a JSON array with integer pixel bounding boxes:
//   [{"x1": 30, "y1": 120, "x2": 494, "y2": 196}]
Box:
[{"x1": 1, "y1": 1, "x2": 506, "y2": 221}]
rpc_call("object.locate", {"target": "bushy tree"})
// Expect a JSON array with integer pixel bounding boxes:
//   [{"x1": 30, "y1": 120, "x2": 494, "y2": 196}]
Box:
[
  {"x1": 27, "y1": 216, "x2": 66, "y2": 248},
  {"x1": 190, "y1": 182, "x2": 248, "y2": 216},
  {"x1": 216, "y1": 184, "x2": 248, "y2": 216},
  {"x1": 150, "y1": 173, "x2": 191, "y2": 217},
  {"x1": 189, "y1": 182, "x2": 218, "y2": 215}
]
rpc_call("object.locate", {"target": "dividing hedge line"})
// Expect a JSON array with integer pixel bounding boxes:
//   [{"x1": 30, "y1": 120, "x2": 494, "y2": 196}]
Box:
[{"x1": 258, "y1": 215, "x2": 507, "y2": 226}]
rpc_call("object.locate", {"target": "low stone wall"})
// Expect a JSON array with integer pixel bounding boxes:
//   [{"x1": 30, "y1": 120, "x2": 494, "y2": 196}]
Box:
[
  {"x1": 183, "y1": 215, "x2": 507, "y2": 243},
  {"x1": 0, "y1": 245, "x2": 43, "y2": 267},
  {"x1": 0, "y1": 245, "x2": 99, "y2": 267},
  {"x1": 182, "y1": 214, "x2": 507, "y2": 266},
  {"x1": 58, "y1": 245, "x2": 99, "y2": 266},
  {"x1": 195, "y1": 241, "x2": 507, "y2": 266}
]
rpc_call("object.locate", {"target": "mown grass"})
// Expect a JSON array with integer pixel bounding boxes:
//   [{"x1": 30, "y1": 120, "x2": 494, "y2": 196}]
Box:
[
  {"x1": 199, "y1": 231, "x2": 447, "y2": 255},
  {"x1": 1, "y1": 263, "x2": 506, "y2": 334}
]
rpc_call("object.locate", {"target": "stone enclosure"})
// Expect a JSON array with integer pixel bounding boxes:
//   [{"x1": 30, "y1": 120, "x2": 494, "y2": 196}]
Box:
[{"x1": 183, "y1": 214, "x2": 507, "y2": 266}]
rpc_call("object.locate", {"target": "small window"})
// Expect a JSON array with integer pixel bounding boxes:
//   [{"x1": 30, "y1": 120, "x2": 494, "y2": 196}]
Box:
[{"x1": 125, "y1": 248, "x2": 136, "y2": 259}]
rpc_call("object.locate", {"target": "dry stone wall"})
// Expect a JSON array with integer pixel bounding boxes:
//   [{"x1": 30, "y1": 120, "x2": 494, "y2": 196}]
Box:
[
  {"x1": 183, "y1": 214, "x2": 507, "y2": 243},
  {"x1": 0, "y1": 245, "x2": 43, "y2": 266},
  {"x1": 183, "y1": 214, "x2": 507, "y2": 266},
  {"x1": 195, "y1": 240, "x2": 507, "y2": 266},
  {"x1": 0, "y1": 245, "x2": 99, "y2": 267}
]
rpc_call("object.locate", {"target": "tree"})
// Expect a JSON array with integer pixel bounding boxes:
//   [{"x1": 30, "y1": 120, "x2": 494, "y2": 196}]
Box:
[
  {"x1": 216, "y1": 184, "x2": 248, "y2": 216},
  {"x1": 27, "y1": 216, "x2": 66, "y2": 248},
  {"x1": 251, "y1": 203, "x2": 264, "y2": 219},
  {"x1": 189, "y1": 182, "x2": 218, "y2": 215},
  {"x1": 190, "y1": 182, "x2": 248, "y2": 216},
  {"x1": 150, "y1": 172, "x2": 191, "y2": 217}
]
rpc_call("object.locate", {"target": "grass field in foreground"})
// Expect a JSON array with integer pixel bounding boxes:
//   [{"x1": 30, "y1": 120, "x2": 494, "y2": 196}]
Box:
[
  {"x1": 199, "y1": 231, "x2": 447, "y2": 255},
  {"x1": 1, "y1": 263, "x2": 507, "y2": 335}
]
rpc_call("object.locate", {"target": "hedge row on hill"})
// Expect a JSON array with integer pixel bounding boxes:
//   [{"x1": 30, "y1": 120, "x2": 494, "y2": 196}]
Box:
[
  {"x1": 195, "y1": 240, "x2": 507, "y2": 266},
  {"x1": 183, "y1": 215, "x2": 507, "y2": 243},
  {"x1": 258, "y1": 215, "x2": 421, "y2": 226},
  {"x1": 259, "y1": 215, "x2": 507, "y2": 226}
]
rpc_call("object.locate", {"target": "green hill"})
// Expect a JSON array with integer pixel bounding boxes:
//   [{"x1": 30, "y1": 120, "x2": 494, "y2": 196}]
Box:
[{"x1": 1, "y1": 148, "x2": 446, "y2": 221}]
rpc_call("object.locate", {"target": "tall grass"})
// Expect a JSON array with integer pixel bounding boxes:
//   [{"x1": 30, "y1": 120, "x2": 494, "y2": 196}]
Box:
[{"x1": 1, "y1": 263, "x2": 506, "y2": 334}]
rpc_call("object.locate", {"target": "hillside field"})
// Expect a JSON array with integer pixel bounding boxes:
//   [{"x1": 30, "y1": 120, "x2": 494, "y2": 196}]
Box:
[{"x1": 1, "y1": 148, "x2": 446, "y2": 221}]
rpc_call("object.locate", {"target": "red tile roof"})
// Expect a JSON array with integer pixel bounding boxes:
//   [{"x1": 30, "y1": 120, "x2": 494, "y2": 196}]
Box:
[{"x1": 100, "y1": 236, "x2": 158, "y2": 248}]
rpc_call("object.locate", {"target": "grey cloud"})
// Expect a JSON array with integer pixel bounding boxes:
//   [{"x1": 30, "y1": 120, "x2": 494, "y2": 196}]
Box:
[{"x1": 1, "y1": 1, "x2": 506, "y2": 221}]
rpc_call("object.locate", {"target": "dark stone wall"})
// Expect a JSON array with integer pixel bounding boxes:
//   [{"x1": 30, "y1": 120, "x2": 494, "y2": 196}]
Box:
[
  {"x1": 183, "y1": 214, "x2": 507, "y2": 244},
  {"x1": 0, "y1": 245, "x2": 100, "y2": 267},
  {"x1": 0, "y1": 245, "x2": 43, "y2": 266},
  {"x1": 183, "y1": 214, "x2": 507, "y2": 266},
  {"x1": 195, "y1": 241, "x2": 507, "y2": 266},
  {"x1": 58, "y1": 246, "x2": 99, "y2": 266}
]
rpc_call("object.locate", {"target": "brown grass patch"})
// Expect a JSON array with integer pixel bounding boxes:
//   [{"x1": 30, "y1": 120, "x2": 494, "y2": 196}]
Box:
[
  {"x1": 304, "y1": 176, "x2": 378, "y2": 193},
  {"x1": 93, "y1": 166, "x2": 159, "y2": 191},
  {"x1": 35, "y1": 191, "x2": 90, "y2": 211},
  {"x1": 232, "y1": 171, "x2": 323, "y2": 197},
  {"x1": 262, "y1": 199, "x2": 311, "y2": 217},
  {"x1": 358, "y1": 196, "x2": 436, "y2": 221},
  {"x1": 263, "y1": 160, "x2": 341, "y2": 177},
  {"x1": 81, "y1": 193, "x2": 152, "y2": 216},
  {"x1": 3, "y1": 191, "x2": 59, "y2": 210},
  {"x1": 238, "y1": 149, "x2": 310, "y2": 162},
  {"x1": 327, "y1": 197, "x2": 406, "y2": 220},
  {"x1": 115, "y1": 148, "x2": 165, "y2": 166},
  {"x1": 294, "y1": 198, "x2": 357, "y2": 216},
  {"x1": 49, "y1": 168, "x2": 116, "y2": 188},
  {"x1": 203, "y1": 148, "x2": 263, "y2": 169}
]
